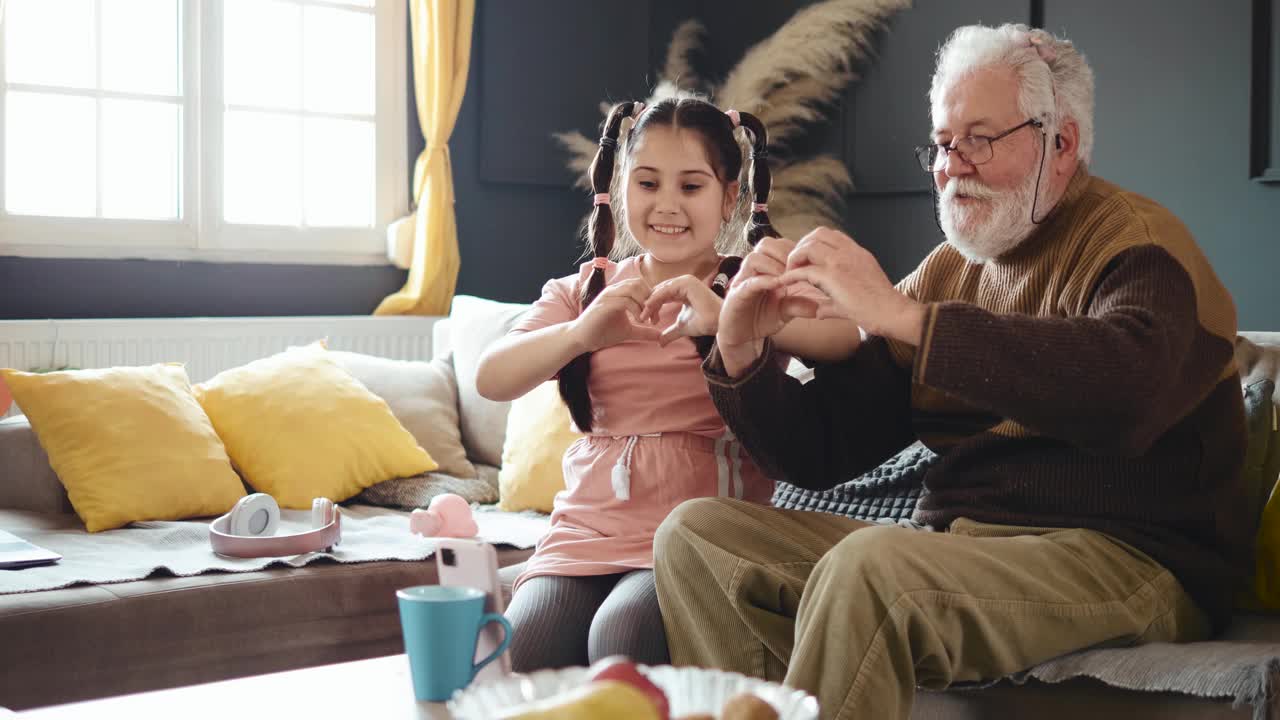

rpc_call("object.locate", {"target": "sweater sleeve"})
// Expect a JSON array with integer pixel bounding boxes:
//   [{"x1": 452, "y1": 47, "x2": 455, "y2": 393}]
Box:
[
  {"x1": 703, "y1": 335, "x2": 916, "y2": 490},
  {"x1": 915, "y1": 244, "x2": 1234, "y2": 457}
]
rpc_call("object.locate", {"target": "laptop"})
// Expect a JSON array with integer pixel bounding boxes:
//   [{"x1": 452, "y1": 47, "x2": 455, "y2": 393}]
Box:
[{"x1": 0, "y1": 529, "x2": 61, "y2": 570}]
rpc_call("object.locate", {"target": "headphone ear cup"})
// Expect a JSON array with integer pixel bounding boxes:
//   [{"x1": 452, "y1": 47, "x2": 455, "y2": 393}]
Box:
[
  {"x1": 227, "y1": 497, "x2": 249, "y2": 534},
  {"x1": 312, "y1": 498, "x2": 335, "y2": 528},
  {"x1": 229, "y1": 493, "x2": 280, "y2": 536}
]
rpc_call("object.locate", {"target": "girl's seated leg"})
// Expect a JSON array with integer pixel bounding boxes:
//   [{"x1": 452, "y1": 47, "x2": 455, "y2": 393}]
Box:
[
  {"x1": 507, "y1": 573, "x2": 619, "y2": 672},
  {"x1": 588, "y1": 569, "x2": 670, "y2": 666}
]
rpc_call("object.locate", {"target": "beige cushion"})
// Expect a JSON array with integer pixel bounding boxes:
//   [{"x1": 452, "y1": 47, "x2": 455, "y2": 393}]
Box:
[
  {"x1": 0, "y1": 416, "x2": 70, "y2": 514},
  {"x1": 448, "y1": 295, "x2": 531, "y2": 467},
  {"x1": 330, "y1": 351, "x2": 477, "y2": 480}
]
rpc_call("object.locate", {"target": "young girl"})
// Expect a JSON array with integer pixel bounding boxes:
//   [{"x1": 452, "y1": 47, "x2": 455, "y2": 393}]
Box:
[{"x1": 476, "y1": 97, "x2": 860, "y2": 671}]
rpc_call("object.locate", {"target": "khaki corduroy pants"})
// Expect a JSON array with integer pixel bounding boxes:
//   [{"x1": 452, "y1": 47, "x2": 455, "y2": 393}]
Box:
[{"x1": 654, "y1": 498, "x2": 1210, "y2": 720}]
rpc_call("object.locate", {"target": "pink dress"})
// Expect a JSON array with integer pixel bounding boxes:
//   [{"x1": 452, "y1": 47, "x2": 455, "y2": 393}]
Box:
[{"x1": 510, "y1": 257, "x2": 777, "y2": 593}]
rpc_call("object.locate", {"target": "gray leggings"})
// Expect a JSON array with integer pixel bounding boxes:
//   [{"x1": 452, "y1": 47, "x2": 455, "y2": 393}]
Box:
[{"x1": 506, "y1": 570, "x2": 670, "y2": 672}]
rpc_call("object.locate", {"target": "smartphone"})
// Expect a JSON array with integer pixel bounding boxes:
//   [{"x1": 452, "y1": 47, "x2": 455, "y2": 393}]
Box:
[{"x1": 435, "y1": 538, "x2": 512, "y2": 682}]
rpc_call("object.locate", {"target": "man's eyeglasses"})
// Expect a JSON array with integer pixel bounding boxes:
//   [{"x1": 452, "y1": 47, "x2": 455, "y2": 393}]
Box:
[{"x1": 914, "y1": 118, "x2": 1044, "y2": 173}]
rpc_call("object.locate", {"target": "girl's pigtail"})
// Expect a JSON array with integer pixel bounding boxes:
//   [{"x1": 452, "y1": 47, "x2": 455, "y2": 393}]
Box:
[
  {"x1": 558, "y1": 101, "x2": 643, "y2": 431},
  {"x1": 736, "y1": 111, "x2": 776, "y2": 248},
  {"x1": 693, "y1": 254, "x2": 744, "y2": 358}
]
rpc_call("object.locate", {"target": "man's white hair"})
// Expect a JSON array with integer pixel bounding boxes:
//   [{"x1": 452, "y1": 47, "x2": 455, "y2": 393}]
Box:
[{"x1": 929, "y1": 24, "x2": 1095, "y2": 166}]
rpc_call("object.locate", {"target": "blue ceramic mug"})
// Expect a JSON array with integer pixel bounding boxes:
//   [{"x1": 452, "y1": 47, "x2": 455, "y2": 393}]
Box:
[{"x1": 396, "y1": 585, "x2": 513, "y2": 702}]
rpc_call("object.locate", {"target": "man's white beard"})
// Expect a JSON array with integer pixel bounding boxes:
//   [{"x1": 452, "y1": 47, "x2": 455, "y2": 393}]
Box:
[{"x1": 939, "y1": 167, "x2": 1041, "y2": 263}]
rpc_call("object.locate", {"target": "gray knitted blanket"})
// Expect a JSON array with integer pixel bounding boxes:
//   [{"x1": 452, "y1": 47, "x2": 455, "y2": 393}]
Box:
[
  {"x1": 770, "y1": 442, "x2": 1280, "y2": 719},
  {"x1": 771, "y1": 442, "x2": 934, "y2": 522}
]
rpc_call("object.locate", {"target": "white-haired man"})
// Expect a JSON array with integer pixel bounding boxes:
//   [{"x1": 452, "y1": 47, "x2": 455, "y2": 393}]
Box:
[{"x1": 654, "y1": 24, "x2": 1249, "y2": 719}]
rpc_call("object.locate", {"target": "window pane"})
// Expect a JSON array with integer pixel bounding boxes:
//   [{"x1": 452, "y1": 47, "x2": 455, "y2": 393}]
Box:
[
  {"x1": 303, "y1": 5, "x2": 374, "y2": 116},
  {"x1": 304, "y1": 118, "x2": 374, "y2": 227},
  {"x1": 224, "y1": 110, "x2": 301, "y2": 226},
  {"x1": 325, "y1": 0, "x2": 375, "y2": 7},
  {"x1": 4, "y1": 0, "x2": 95, "y2": 89},
  {"x1": 101, "y1": 99, "x2": 180, "y2": 220},
  {"x1": 5, "y1": 92, "x2": 96, "y2": 217},
  {"x1": 224, "y1": 0, "x2": 300, "y2": 110},
  {"x1": 101, "y1": 0, "x2": 180, "y2": 96}
]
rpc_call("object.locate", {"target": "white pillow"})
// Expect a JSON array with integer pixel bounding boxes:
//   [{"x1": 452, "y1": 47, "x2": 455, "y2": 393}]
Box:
[{"x1": 448, "y1": 295, "x2": 531, "y2": 467}]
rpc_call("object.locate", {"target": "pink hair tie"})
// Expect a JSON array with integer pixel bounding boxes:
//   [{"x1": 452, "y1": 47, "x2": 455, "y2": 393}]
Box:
[
  {"x1": 593, "y1": 193, "x2": 610, "y2": 206},
  {"x1": 592, "y1": 257, "x2": 609, "y2": 270},
  {"x1": 725, "y1": 109, "x2": 741, "y2": 128},
  {"x1": 752, "y1": 202, "x2": 768, "y2": 213}
]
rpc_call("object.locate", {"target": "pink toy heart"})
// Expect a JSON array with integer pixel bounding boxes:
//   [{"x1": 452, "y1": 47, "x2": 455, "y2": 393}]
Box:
[{"x1": 409, "y1": 493, "x2": 478, "y2": 538}]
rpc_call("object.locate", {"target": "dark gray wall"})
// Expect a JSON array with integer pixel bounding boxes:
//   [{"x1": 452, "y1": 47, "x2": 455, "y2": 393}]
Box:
[
  {"x1": 1046, "y1": 0, "x2": 1278, "y2": 330},
  {"x1": 452, "y1": 0, "x2": 1277, "y2": 329},
  {"x1": 453, "y1": 0, "x2": 1280, "y2": 326},
  {"x1": 2, "y1": 0, "x2": 1275, "y2": 328}
]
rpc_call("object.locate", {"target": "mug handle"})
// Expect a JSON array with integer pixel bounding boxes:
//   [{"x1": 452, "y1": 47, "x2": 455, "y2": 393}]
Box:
[{"x1": 472, "y1": 613, "x2": 513, "y2": 677}]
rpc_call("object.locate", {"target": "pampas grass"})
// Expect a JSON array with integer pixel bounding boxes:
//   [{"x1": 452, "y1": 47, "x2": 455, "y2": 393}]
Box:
[
  {"x1": 663, "y1": 19, "x2": 706, "y2": 92},
  {"x1": 556, "y1": 0, "x2": 910, "y2": 251},
  {"x1": 716, "y1": 0, "x2": 911, "y2": 149}
]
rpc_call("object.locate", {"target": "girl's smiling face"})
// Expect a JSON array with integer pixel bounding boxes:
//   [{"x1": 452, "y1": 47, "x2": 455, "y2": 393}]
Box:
[{"x1": 624, "y1": 125, "x2": 739, "y2": 269}]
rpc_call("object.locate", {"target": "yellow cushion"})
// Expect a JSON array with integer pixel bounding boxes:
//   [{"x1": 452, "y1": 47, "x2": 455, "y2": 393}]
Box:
[
  {"x1": 0, "y1": 373, "x2": 12, "y2": 415},
  {"x1": 1254, "y1": 486, "x2": 1280, "y2": 609},
  {"x1": 193, "y1": 343, "x2": 436, "y2": 508},
  {"x1": 1, "y1": 365, "x2": 245, "y2": 532},
  {"x1": 497, "y1": 381, "x2": 582, "y2": 513}
]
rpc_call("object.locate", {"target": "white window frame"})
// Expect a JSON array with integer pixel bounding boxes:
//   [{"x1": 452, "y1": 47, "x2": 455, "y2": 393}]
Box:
[{"x1": 0, "y1": 0, "x2": 409, "y2": 266}]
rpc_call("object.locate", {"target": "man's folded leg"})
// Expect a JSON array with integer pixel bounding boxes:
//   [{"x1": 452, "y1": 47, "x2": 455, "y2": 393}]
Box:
[{"x1": 654, "y1": 498, "x2": 871, "y2": 682}]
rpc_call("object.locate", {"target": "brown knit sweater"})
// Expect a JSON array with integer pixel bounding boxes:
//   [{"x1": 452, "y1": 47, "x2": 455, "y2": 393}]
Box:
[{"x1": 704, "y1": 169, "x2": 1249, "y2": 629}]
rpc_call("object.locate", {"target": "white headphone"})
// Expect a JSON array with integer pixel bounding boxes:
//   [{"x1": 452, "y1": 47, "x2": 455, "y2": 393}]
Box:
[{"x1": 209, "y1": 493, "x2": 342, "y2": 558}]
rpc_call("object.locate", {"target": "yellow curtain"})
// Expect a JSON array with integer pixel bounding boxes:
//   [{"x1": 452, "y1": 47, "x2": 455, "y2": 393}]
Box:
[{"x1": 375, "y1": 0, "x2": 475, "y2": 316}]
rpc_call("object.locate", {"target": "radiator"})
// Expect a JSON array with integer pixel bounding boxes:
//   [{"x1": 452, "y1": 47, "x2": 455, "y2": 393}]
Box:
[{"x1": 0, "y1": 315, "x2": 442, "y2": 417}]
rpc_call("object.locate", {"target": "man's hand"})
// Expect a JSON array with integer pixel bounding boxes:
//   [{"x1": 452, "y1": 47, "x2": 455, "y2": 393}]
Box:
[
  {"x1": 716, "y1": 238, "x2": 820, "y2": 376},
  {"x1": 780, "y1": 227, "x2": 926, "y2": 345}
]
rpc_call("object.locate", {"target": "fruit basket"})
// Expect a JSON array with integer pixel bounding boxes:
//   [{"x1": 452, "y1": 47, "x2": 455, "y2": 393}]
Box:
[{"x1": 449, "y1": 663, "x2": 819, "y2": 719}]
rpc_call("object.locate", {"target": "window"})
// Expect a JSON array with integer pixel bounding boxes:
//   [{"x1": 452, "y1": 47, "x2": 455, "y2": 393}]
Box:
[{"x1": 0, "y1": 0, "x2": 408, "y2": 265}]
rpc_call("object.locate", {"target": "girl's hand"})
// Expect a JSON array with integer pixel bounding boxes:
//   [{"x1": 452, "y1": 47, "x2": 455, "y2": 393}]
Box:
[
  {"x1": 568, "y1": 278, "x2": 662, "y2": 352},
  {"x1": 638, "y1": 275, "x2": 723, "y2": 346}
]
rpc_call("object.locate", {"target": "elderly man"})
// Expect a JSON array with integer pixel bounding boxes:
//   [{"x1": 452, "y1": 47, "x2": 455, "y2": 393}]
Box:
[{"x1": 654, "y1": 23, "x2": 1248, "y2": 720}]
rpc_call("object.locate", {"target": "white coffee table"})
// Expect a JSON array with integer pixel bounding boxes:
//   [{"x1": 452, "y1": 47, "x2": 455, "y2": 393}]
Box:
[{"x1": 17, "y1": 654, "x2": 456, "y2": 719}]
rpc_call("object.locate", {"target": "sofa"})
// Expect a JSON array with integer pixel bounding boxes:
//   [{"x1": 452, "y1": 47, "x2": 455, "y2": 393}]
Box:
[
  {"x1": 2, "y1": 296, "x2": 1278, "y2": 719},
  {"x1": 0, "y1": 300, "x2": 540, "y2": 712}
]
